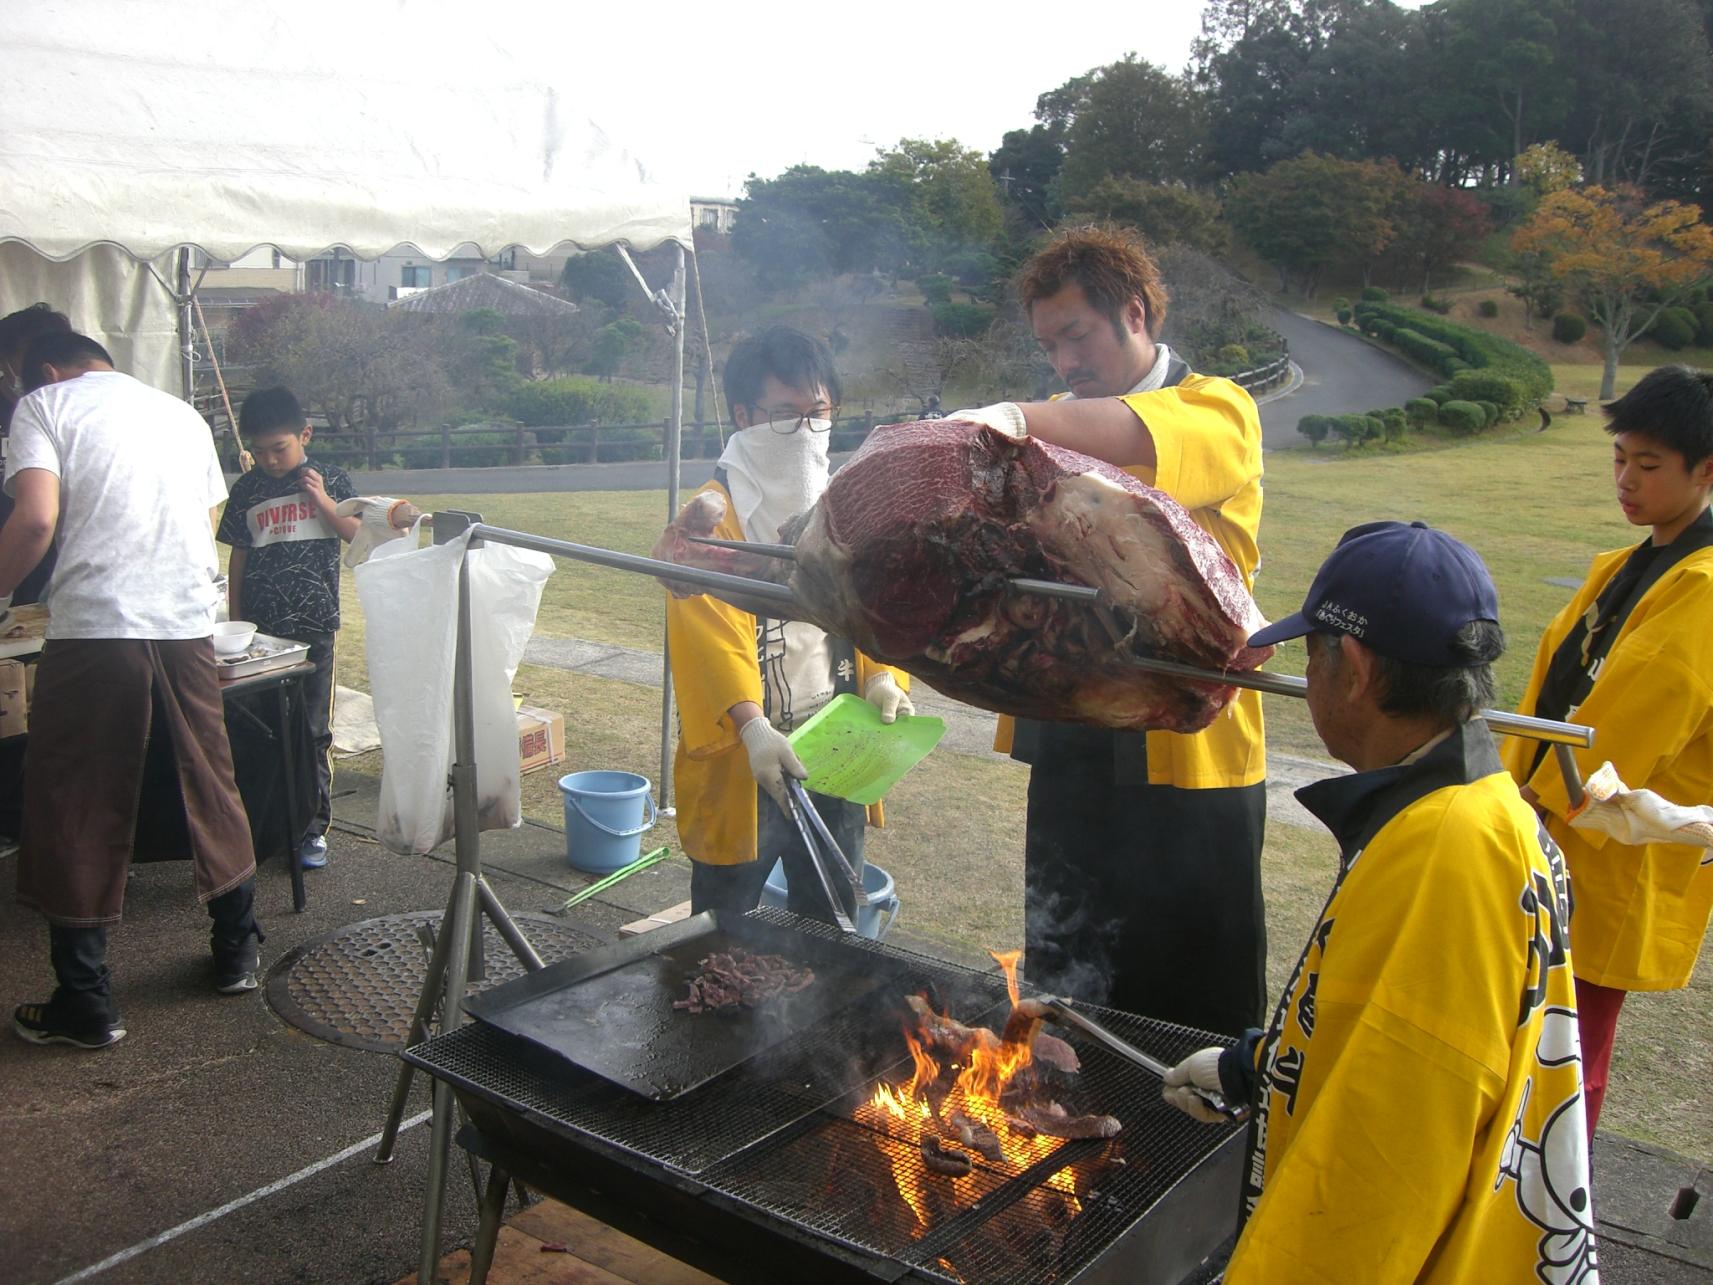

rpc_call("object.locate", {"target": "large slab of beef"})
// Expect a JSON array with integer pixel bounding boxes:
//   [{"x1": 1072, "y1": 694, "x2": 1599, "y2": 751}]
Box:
[{"x1": 658, "y1": 419, "x2": 1272, "y2": 734}]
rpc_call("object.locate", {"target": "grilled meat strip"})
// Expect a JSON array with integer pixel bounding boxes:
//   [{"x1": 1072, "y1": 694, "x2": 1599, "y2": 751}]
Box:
[
  {"x1": 1007, "y1": 1101, "x2": 1122, "y2": 1140},
  {"x1": 920, "y1": 1135, "x2": 973, "y2": 1178},
  {"x1": 674, "y1": 949, "x2": 815, "y2": 1014},
  {"x1": 942, "y1": 1111, "x2": 1005, "y2": 1162}
]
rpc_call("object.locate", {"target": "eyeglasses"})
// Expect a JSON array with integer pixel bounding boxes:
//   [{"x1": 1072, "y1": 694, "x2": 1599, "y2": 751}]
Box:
[{"x1": 750, "y1": 403, "x2": 839, "y2": 435}]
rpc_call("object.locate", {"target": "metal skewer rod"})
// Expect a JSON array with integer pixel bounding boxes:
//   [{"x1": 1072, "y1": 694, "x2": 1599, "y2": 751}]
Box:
[
  {"x1": 495, "y1": 524, "x2": 1592, "y2": 749},
  {"x1": 470, "y1": 524, "x2": 797, "y2": 609}
]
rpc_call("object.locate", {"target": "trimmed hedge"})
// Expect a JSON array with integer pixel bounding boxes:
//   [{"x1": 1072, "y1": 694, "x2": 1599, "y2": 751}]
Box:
[
  {"x1": 1361, "y1": 286, "x2": 1389, "y2": 303},
  {"x1": 1552, "y1": 313, "x2": 1588, "y2": 343},
  {"x1": 1477, "y1": 400, "x2": 1499, "y2": 427},
  {"x1": 1354, "y1": 300, "x2": 1552, "y2": 405},
  {"x1": 1405, "y1": 397, "x2": 1439, "y2": 425},
  {"x1": 1478, "y1": 299, "x2": 1499, "y2": 318},
  {"x1": 1448, "y1": 370, "x2": 1525, "y2": 420},
  {"x1": 1438, "y1": 400, "x2": 1486, "y2": 434}
]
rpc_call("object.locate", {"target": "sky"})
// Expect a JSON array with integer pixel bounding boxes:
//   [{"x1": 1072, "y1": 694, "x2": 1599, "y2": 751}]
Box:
[{"x1": 503, "y1": 0, "x2": 1212, "y2": 197}]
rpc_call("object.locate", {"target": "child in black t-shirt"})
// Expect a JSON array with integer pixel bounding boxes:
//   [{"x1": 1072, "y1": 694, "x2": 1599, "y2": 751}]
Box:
[{"x1": 217, "y1": 387, "x2": 358, "y2": 869}]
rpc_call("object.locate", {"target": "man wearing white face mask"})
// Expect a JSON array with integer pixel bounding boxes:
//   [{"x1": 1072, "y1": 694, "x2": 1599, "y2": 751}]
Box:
[{"x1": 665, "y1": 327, "x2": 913, "y2": 922}]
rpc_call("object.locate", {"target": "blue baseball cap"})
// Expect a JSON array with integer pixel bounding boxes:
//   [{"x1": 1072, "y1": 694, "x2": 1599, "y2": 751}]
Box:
[{"x1": 1249, "y1": 521, "x2": 1500, "y2": 665}]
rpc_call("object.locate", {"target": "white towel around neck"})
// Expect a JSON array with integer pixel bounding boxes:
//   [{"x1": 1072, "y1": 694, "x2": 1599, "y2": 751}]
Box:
[{"x1": 717, "y1": 422, "x2": 832, "y2": 545}]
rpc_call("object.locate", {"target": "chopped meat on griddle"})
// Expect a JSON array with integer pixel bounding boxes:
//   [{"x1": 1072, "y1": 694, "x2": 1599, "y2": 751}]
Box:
[{"x1": 674, "y1": 948, "x2": 815, "y2": 1014}]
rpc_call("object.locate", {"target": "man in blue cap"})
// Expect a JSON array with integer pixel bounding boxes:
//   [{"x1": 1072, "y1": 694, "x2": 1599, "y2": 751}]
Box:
[{"x1": 1161, "y1": 521, "x2": 1598, "y2": 1282}]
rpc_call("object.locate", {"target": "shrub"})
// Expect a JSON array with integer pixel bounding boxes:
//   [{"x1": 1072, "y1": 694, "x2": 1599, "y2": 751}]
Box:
[
  {"x1": 1218, "y1": 343, "x2": 1252, "y2": 367},
  {"x1": 1478, "y1": 299, "x2": 1499, "y2": 318},
  {"x1": 1361, "y1": 286, "x2": 1389, "y2": 303},
  {"x1": 1381, "y1": 408, "x2": 1408, "y2": 442},
  {"x1": 1420, "y1": 294, "x2": 1453, "y2": 314},
  {"x1": 917, "y1": 274, "x2": 954, "y2": 306},
  {"x1": 1477, "y1": 400, "x2": 1499, "y2": 427},
  {"x1": 504, "y1": 377, "x2": 653, "y2": 444},
  {"x1": 1652, "y1": 307, "x2": 1698, "y2": 350},
  {"x1": 931, "y1": 301, "x2": 996, "y2": 338},
  {"x1": 1297, "y1": 414, "x2": 1332, "y2": 446},
  {"x1": 1424, "y1": 386, "x2": 1454, "y2": 405},
  {"x1": 1693, "y1": 302, "x2": 1713, "y2": 346},
  {"x1": 1448, "y1": 370, "x2": 1525, "y2": 419},
  {"x1": 1552, "y1": 313, "x2": 1588, "y2": 344},
  {"x1": 1373, "y1": 320, "x2": 1396, "y2": 341},
  {"x1": 1330, "y1": 413, "x2": 1380, "y2": 447},
  {"x1": 1438, "y1": 400, "x2": 1486, "y2": 434},
  {"x1": 1336, "y1": 307, "x2": 1352, "y2": 326},
  {"x1": 1333, "y1": 296, "x2": 1351, "y2": 311},
  {"x1": 1405, "y1": 397, "x2": 1439, "y2": 425}
]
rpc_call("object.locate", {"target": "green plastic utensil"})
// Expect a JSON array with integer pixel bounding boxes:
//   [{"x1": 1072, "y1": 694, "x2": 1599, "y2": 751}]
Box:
[{"x1": 787, "y1": 693, "x2": 946, "y2": 805}]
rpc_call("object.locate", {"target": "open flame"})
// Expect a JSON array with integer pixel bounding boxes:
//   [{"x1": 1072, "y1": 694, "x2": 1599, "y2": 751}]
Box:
[{"x1": 856, "y1": 948, "x2": 1083, "y2": 1235}]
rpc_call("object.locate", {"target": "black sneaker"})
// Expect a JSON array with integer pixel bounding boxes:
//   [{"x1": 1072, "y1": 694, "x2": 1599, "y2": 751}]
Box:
[
  {"x1": 13, "y1": 1000, "x2": 126, "y2": 1049},
  {"x1": 213, "y1": 934, "x2": 261, "y2": 995}
]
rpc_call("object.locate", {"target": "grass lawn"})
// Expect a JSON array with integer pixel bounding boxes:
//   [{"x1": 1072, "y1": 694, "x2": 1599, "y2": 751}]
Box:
[{"x1": 315, "y1": 412, "x2": 1711, "y2": 1160}]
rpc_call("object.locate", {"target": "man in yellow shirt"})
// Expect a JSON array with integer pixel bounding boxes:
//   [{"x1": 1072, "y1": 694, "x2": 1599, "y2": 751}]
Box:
[
  {"x1": 1505, "y1": 364, "x2": 1713, "y2": 1135},
  {"x1": 967, "y1": 226, "x2": 1267, "y2": 1036},
  {"x1": 666, "y1": 327, "x2": 912, "y2": 921},
  {"x1": 1163, "y1": 522, "x2": 1596, "y2": 1283}
]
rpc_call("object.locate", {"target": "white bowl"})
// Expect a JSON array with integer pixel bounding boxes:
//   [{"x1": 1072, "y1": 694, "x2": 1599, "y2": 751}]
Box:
[{"x1": 212, "y1": 621, "x2": 258, "y2": 657}]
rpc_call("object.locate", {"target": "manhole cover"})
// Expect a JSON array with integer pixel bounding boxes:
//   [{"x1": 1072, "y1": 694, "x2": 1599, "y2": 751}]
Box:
[{"x1": 266, "y1": 910, "x2": 601, "y2": 1052}]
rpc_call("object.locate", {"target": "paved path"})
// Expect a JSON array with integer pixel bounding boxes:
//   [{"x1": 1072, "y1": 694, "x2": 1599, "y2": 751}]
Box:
[
  {"x1": 1256, "y1": 307, "x2": 1433, "y2": 448},
  {"x1": 524, "y1": 633, "x2": 1345, "y2": 831}
]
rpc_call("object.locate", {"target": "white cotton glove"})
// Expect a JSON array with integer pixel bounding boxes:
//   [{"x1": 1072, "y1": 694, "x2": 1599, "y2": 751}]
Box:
[
  {"x1": 948, "y1": 402, "x2": 1028, "y2": 440},
  {"x1": 739, "y1": 716, "x2": 808, "y2": 813},
  {"x1": 863, "y1": 672, "x2": 915, "y2": 724},
  {"x1": 336, "y1": 497, "x2": 423, "y2": 569},
  {"x1": 1569, "y1": 762, "x2": 1713, "y2": 853},
  {"x1": 1162, "y1": 1047, "x2": 1232, "y2": 1125}
]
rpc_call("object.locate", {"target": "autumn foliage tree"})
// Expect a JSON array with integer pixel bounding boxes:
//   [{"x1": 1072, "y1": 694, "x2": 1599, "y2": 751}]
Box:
[{"x1": 1512, "y1": 185, "x2": 1713, "y2": 396}]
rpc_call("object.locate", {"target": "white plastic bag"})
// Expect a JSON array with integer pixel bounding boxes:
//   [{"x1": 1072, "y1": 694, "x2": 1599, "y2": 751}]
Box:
[{"x1": 355, "y1": 523, "x2": 553, "y2": 855}]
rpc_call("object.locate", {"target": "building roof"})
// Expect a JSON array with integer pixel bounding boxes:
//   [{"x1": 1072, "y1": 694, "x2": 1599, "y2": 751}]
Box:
[{"x1": 387, "y1": 272, "x2": 581, "y2": 318}]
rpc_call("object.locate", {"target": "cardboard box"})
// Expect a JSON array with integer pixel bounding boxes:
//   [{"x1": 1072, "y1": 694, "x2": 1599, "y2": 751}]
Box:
[
  {"x1": 516, "y1": 704, "x2": 565, "y2": 776},
  {"x1": 0, "y1": 659, "x2": 26, "y2": 738}
]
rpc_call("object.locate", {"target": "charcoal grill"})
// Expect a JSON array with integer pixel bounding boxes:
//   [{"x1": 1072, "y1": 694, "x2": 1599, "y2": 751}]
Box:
[{"x1": 405, "y1": 909, "x2": 1243, "y2": 1284}]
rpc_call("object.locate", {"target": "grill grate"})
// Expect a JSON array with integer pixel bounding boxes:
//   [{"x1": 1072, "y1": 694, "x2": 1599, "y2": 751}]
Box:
[{"x1": 408, "y1": 910, "x2": 1241, "y2": 1282}]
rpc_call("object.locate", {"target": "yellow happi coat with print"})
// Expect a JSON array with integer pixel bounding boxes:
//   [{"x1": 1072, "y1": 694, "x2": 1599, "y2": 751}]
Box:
[
  {"x1": 993, "y1": 374, "x2": 1266, "y2": 787},
  {"x1": 1504, "y1": 542, "x2": 1713, "y2": 990},
  {"x1": 665, "y1": 477, "x2": 909, "y2": 867},
  {"x1": 1228, "y1": 726, "x2": 1595, "y2": 1283}
]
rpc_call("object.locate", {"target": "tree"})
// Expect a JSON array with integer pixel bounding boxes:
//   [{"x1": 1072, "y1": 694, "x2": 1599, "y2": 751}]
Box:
[
  {"x1": 732, "y1": 166, "x2": 915, "y2": 285},
  {"x1": 1066, "y1": 178, "x2": 1228, "y2": 256},
  {"x1": 559, "y1": 251, "x2": 633, "y2": 309},
  {"x1": 1512, "y1": 185, "x2": 1713, "y2": 396},
  {"x1": 1393, "y1": 185, "x2": 1493, "y2": 293},
  {"x1": 1224, "y1": 152, "x2": 1401, "y2": 296},
  {"x1": 1051, "y1": 55, "x2": 1207, "y2": 200},
  {"x1": 226, "y1": 293, "x2": 451, "y2": 435},
  {"x1": 1514, "y1": 141, "x2": 1582, "y2": 196},
  {"x1": 989, "y1": 123, "x2": 1065, "y2": 232},
  {"x1": 869, "y1": 138, "x2": 1004, "y2": 268}
]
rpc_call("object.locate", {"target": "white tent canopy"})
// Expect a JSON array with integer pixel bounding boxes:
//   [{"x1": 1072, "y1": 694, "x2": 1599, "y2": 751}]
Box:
[{"x1": 1, "y1": 0, "x2": 690, "y2": 389}]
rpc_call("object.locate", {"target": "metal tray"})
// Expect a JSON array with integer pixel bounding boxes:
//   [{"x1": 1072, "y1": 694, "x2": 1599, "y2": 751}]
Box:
[
  {"x1": 215, "y1": 632, "x2": 310, "y2": 679},
  {"x1": 463, "y1": 911, "x2": 918, "y2": 1101}
]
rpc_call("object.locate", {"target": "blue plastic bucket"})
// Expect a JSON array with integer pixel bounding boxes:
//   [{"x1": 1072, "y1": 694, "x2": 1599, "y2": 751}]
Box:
[
  {"x1": 761, "y1": 859, "x2": 901, "y2": 940},
  {"x1": 558, "y1": 771, "x2": 657, "y2": 874}
]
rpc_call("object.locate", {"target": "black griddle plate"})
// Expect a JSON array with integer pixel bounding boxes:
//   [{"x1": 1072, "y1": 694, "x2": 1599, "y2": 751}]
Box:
[{"x1": 463, "y1": 910, "x2": 917, "y2": 1100}]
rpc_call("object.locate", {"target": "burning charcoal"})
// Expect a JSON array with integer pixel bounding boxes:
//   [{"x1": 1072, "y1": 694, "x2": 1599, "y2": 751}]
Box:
[{"x1": 920, "y1": 1136, "x2": 973, "y2": 1178}]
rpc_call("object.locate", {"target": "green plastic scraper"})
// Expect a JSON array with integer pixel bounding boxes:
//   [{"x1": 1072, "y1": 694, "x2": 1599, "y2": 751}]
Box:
[{"x1": 786, "y1": 693, "x2": 946, "y2": 805}]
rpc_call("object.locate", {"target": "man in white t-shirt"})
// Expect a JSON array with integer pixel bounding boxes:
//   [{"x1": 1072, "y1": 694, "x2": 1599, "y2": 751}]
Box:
[{"x1": 1, "y1": 332, "x2": 261, "y2": 1051}]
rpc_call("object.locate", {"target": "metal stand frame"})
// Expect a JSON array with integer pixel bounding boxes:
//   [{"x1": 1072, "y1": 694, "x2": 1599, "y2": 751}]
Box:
[
  {"x1": 368, "y1": 512, "x2": 548, "y2": 1285},
  {"x1": 382, "y1": 507, "x2": 1596, "y2": 1282}
]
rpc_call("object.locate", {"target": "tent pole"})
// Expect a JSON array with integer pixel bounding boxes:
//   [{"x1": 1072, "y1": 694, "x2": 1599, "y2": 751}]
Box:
[
  {"x1": 176, "y1": 248, "x2": 195, "y2": 402},
  {"x1": 659, "y1": 242, "x2": 687, "y2": 814}
]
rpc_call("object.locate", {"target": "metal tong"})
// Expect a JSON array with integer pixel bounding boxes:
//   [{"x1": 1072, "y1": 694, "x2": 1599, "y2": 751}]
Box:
[
  {"x1": 781, "y1": 777, "x2": 865, "y2": 934},
  {"x1": 1035, "y1": 995, "x2": 1249, "y2": 1123}
]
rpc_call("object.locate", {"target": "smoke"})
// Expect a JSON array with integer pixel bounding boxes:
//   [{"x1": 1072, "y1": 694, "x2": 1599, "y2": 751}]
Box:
[{"x1": 1021, "y1": 877, "x2": 1123, "y2": 1007}]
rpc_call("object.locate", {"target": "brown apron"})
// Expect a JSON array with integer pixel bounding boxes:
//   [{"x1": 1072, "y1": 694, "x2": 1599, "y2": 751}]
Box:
[{"x1": 18, "y1": 637, "x2": 256, "y2": 926}]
